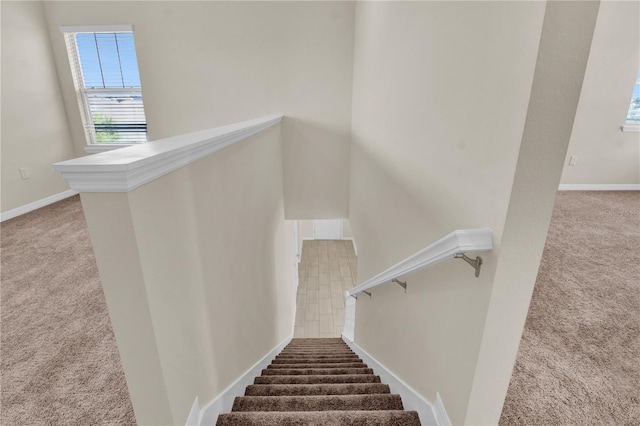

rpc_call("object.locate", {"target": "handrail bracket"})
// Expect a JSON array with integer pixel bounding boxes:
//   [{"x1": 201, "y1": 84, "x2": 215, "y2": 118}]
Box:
[
  {"x1": 363, "y1": 291, "x2": 372, "y2": 298},
  {"x1": 454, "y1": 253, "x2": 483, "y2": 277},
  {"x1": 391, "y1": 278, "x2": 407, "y2": 292}
]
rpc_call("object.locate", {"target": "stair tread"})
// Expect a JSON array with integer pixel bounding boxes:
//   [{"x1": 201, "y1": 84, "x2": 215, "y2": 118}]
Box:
[
  {"x1": 268, "y1": 363, "x2": 368, "y2": 369},
  {"x1": 216, "y1": 410, "x2": 421, "y2": 426},
  {"x1": 245, "y1": 383, "x2": 391, "y2": 396},
  {"x1": 232, "y1": 394, "x2": 404, "y2": 412},
  {"x1": 255, "y1": 375, "x2": 382, "y2": 385},
  {"x1": 278, "y1": 351, "x2": 356, "y2": 354},
  {"x1": 273, "y1": 358, "x2": 362, "y2": 364},
  {"x1": 261, "y1": 368, "x2": 374, "y2": 376},
  {"x1": 277, "y1": 353, "x2": 358, "y2": 356}
]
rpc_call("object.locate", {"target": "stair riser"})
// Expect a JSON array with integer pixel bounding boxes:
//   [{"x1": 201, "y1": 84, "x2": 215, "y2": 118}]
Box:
[
  {"x1": 232, "y1": 394, "x2": 404, "y2": 412},
  {"x1": 261, "y1": 368, "x2": 374, "y2": 376},
  {"x1": 268, "y1": 363, "x2": 368, "y2": 369},
  {"x1": 272, "y1": 359, "x2": 362, "y2": 364},
  {"x1": 278, "y1": 351, "x2": 357, "y2": 354},
  {"x1": 284, "y1": 347, "x2": 350, "y2": 350},
  {"x1": 245, "y1": 384, "x2": 391, "y2": 396},
  {"x1": 216, "y1": 411, "x2": 421, "y2": 426},
  {"x1": 276, "y1": 353, "x2": 358, "y2": 357},
  {"x1": 254, "y1": 375, "x2": 382, "y2": 385}
]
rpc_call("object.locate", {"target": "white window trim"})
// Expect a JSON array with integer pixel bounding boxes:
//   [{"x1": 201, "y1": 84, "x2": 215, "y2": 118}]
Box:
[
  {"x1": 61, "y1": 26, "x2": 147, "y2": 146},
  {"x1": 622, "y1": 122, "x2": 640, "y2": 132},
  {"x1": 59, "y1": 25, "x2": 133, "y2": 34}
]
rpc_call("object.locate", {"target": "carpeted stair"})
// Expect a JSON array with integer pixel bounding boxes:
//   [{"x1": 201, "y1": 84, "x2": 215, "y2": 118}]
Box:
[{"x1": 216, "y1": 338, "x2": 421, "y2": 425}]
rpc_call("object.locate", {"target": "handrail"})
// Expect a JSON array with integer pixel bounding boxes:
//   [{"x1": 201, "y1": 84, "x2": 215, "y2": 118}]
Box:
[
  {"x1": 53, "y1": 114, "x2": 282, "y2": 192},
  {"x1": 347, "y1": 228, "x2": 492, "y2": 297}
]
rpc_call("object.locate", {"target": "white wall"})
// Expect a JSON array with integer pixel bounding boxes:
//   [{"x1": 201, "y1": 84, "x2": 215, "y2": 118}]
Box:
[
  {"x1": 348, "y1": 1, "x2": 597, "y2": 425},
  {"x1": 80, "y1": 125, "x2": 296, "y2": 425},
  {"x1": 1, "y1": 1, "x2": 75, "y2": 213},
  {"x1": 43, "y1": 1, "x2": 355, "y2": 219},
  {"x1": 560, "y1": 1, "x2": 640, "y2": 186}
]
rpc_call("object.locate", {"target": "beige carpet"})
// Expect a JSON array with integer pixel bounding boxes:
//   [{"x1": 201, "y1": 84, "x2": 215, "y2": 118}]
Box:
[
  {"x1": 500, "y1": 191, "x2": 640, "y2": 425},
  {"x1": 1, "y1": 196, "x2": 135, "y2": 425}
]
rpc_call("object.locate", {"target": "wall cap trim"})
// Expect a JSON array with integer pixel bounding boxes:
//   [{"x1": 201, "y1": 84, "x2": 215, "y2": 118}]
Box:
[
  {"x1": 347, "y1": 228, "x2": 493, "y2": 296},
  {"x1": 53, "y1": 115, "x2": 283, "y2": 193}
]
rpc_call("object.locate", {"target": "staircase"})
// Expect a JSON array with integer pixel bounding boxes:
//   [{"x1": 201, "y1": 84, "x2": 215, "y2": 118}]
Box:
[{"x1": 216, "y1": 338, "x2": 421, "y2": 425}]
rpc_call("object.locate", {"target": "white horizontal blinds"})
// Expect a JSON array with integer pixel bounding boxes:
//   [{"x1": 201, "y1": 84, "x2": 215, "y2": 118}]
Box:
[{"x1": 64, "y1": 29, "x2": 147, "y2": 144}]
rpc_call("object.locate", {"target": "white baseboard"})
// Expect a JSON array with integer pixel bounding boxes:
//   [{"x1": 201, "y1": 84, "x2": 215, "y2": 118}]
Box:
[
  {"x1": 196, "y1": 335, "x2": 292, "y2": 425},
  {"x1": 0, "y1": 189, "x2": 78, "y2": 222},
  {"x1": 342, "y1": 237, "x2": 358, "y2": 256},
  {"x1": 434, "y1": 392, "x2": 452, "y2": 426},
  {"x1": 558, "y1": 184, "x2": 640, "y2": 191},
  {"x1": 186, "y1": 397, "x2": 199, "y2": 426},
  {"x1": 342, "y1": 339, "x2": 439, "y2": 425}
]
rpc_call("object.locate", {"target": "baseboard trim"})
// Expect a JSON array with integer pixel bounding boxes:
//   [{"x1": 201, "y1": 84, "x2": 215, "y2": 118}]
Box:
[
  {"x1": 342, "y1": 237, "x2": 358, "y2": 256},
  {"x1": 434, "y1": 392, "x2": 452, "y2": 426},
  {"x1": 186, "y1": 396, "x2": 199, "y2": 426},
  {"x1": 558, "y1": 184, "x2": 640, "y2": 191},
  {"x1": 342, "y1": 339, "x2": 438, "y2": 425},
  {"x1": 0, "y1": 189, "x2": 78, "y2": 222},
  {"x1": 197, "y1": 335, "x2": 292, "y2": 425}
]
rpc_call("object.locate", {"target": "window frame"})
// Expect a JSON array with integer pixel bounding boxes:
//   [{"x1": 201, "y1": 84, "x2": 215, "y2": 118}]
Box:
[
  {"x1": 60, "y1": 25, "x2": 148, "y2": 147},
  {"x1": 623, "y1": 69, "x2": 640, "y2": 132}
]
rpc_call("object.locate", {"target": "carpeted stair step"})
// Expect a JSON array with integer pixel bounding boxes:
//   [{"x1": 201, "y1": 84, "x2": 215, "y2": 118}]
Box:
[
  {"x1": 245, "y1": 383, "x2": 391, "y2": 396},
  {"x1": 284, "y1": 342, "x2": 350, "y2": 345},
  {"x1": 272, "y1": 358, "x2": 362, "y2": 364},
  {"x1": 261, "y1": 368, "x2": 374, "y2": 376},
  {"x1": 268, "y1": 363, "x2": 368, "y2": 369},
  {"x1": 231, "y1": 394, "x2": 404, "y2": 412},
  {"x1": 216, "y1": 339, "x2": 421, "y2": 425},
  {"x1": 285, "y1": 342, "x2": 348, "y2": 346},
  {"x1": 278, "y1": 350, "x2": 357, "y2": 356},
  {"x1": 277, "y1": 352, "x2": 358, "y2": 356},
  {"x1": 216, "y1": 410, "x2": 421, "y2": 426},
  {"x1": 255, "y1": 374, "x2": 383, "y2": 385}
]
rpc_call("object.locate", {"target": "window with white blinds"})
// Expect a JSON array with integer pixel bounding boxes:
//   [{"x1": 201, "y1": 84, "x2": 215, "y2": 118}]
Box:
[
  {"x1": 627, "y1": 69, "x2": 640, "y2": 123},
  {"x1": 62, "y1": 26, "x2": 147, "y2": 145}
]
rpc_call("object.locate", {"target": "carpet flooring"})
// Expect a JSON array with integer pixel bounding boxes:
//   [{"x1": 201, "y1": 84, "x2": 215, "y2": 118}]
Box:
[
  {"x1": 1, "y1": 196, "x2": 135, "y2": 425},
  {"x1": 1, "y1": 191, "x2": 637, "y2": 425},
  {"x1": 216, "y1": 338, "x2": 421, "y2": 425},
  {"x1": 500, "y1": 191, "x2": 640, "y2": 425}
]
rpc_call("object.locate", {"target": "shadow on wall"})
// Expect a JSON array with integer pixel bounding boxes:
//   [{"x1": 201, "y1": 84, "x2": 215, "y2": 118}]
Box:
[{"x1": 281, "y1": 116, "x2": 351, "y2": 219}]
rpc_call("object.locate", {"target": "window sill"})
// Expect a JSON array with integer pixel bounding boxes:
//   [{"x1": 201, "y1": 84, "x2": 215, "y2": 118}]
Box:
[
  {"x1": 621, "y1": 122, "x2": 640, "y2": 132},
  {"x1": 85, "y1": 144, "x2": 136, "y2": 154}
]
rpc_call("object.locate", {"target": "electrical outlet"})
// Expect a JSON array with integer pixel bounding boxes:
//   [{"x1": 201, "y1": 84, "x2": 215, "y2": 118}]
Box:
[
  {"x1": 19, "y1": 167, "x2": 29, "y2": 180},
  {"x1": 568, "y1": 156, "x2": 577, "y2": 166}
]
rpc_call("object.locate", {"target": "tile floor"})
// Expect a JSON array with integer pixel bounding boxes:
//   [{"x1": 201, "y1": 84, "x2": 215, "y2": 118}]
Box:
[{"x1": 294, "y1": 240, "x2": 357, "y2": 338}]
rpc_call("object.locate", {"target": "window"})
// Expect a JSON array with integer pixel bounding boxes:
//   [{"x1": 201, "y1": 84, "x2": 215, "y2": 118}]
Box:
[
  {"x1": 61, "y1": 25, "x2": 147, "y2": 145},
  {"x1": 624, "y1": 69, "x2": 640, "y2": 131}
]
